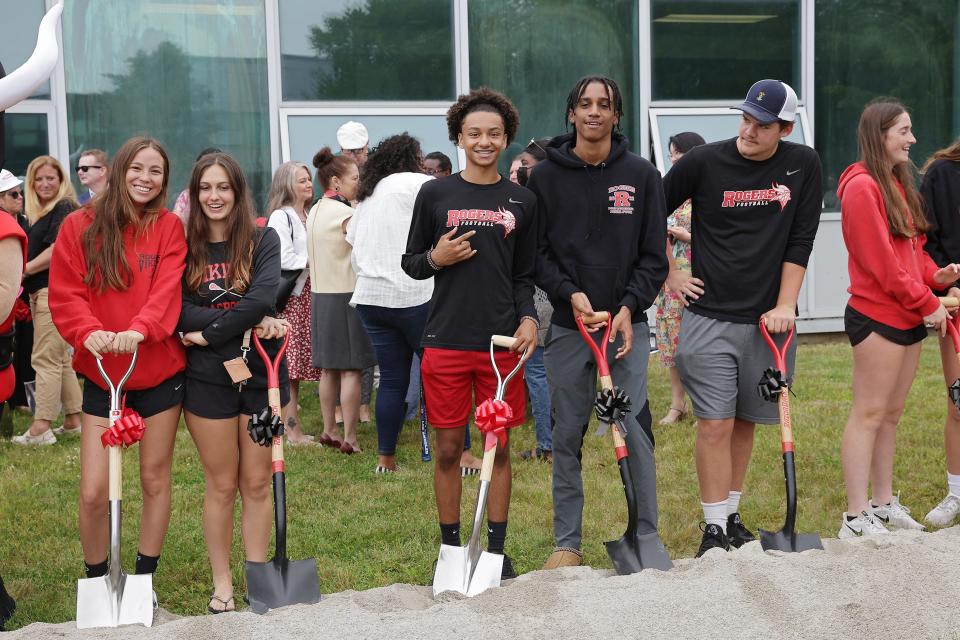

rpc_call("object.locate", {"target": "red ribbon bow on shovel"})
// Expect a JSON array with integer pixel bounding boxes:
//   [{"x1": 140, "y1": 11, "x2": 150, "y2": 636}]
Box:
[
  {"x1": 100, "y1": 407, "x2": 146, "y2": 448},
  {"x1": 474, "y1": 398, "x2": 513, "y2": 448}
]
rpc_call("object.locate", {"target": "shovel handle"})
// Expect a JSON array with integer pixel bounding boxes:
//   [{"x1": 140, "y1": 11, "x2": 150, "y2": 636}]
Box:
[
  {"x1": 253, "y1": 332, "x2": 289, "y2": 407},
  {"x1": 759, "y1": 320, "x2": 795, "y2": 453},
  {"x1": 480, "y1": 432, "x2": 498, "y2": 482},
  {"x1": 941, "y1": 296, "x2": 959, "y2": 309},
  {"x1": 576, "y1": 312, "x2": 612, "y2": 377},
  {"x1": 947, "y1": 313, "x2": 960, "y2": 355}
]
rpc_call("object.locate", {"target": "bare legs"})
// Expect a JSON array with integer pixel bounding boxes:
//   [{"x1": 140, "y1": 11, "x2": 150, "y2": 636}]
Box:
[{"x1": 319, "y1": 369, "x2": 362, "y2": 449}]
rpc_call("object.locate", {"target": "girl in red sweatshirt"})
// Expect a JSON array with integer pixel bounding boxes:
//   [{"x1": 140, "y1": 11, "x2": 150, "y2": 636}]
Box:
[
  {"x1": 838, "y1": 99, "x2": 960, "y2": 539},
  {"x1": 48, "y1": 136, "x2": 187, "y2": 584}
]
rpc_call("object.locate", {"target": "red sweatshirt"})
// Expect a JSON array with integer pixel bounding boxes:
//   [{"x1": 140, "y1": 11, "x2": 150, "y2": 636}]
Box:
[
  {"x1": 839, "y1": 162, "x2": 940, "y2": 329},
  {"x1": 0, "y1": 212, "x2": 27, "y2": 403},
  {"x1": 49, "y1": 208, "x2": 187, "y2": 390}
]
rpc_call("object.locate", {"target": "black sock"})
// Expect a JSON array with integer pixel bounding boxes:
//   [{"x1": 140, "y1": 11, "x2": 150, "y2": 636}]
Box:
[
  {"x1": 84, "y1": 559, "x2": 108, "y2": 579},
  {"x1": 487, "y1": 520, "x2": 508, "y2": 555},
  {"x1": 440, "y1": 522, "x2": 461, "y2": 547},
  {"x1": 135, "y1": 552, "x2": 159, "y2": 575}
]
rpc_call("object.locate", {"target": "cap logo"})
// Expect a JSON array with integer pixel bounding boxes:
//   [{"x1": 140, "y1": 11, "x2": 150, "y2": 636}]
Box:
[{"x1": 756, "y1": 91, "x2": 765, "y2": 102}]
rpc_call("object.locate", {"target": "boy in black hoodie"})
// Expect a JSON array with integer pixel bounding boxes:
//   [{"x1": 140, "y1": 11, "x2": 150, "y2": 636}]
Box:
[{"x1": 527, "y1": 75, "x2": 670, "y2": 569}]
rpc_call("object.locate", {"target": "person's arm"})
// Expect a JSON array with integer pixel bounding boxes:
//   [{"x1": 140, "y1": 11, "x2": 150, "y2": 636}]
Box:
[
  {"x1": 402, "y1": 188, "x2": 440, "y2": 280},
  {"x1": 662, "y1": 151, "x2": 699, "y2": 215},
  {"x1": 0, "y1": 237, "x2": 23, "y2": 319},
  {"x1": 781, "y1": 152, "x2": 823, "y2": 269},
  {"x1": 511, "y1": 197, "x2": 539, "y2": 356},
  {"x1": 47, "y1": 214, "x2": 103, "y2": 348},
  {"x1": 921, "y1": 165, "x2": 950, "y2": 269},
  {"x1": 760, "y1": 262, "x2": 807, "y2": 333},
  {"x1": 618, "y1": 168, "x2": 669, "y2": 316},
  {"x1": 23, "y1": 245, "x2": 53, "y2": 276},
  {"x1": 200, "y1": 228, "x2": 282, "y2": 347},
  {"x1": 267, "y1": 209, "x2": 306, "y2": 270},
  {"x1": 526, "y1": 172, "x2": 580, "y2": 302},
  {"x1": 125, "y1": 219, "x2": 187, "y2": 342}
]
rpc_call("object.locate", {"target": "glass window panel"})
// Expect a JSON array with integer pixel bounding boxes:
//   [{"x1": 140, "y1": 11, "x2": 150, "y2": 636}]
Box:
[
  {"x1": 3, "y1": 113, "x2": 49, "y2": 177},
  {"x1": 816, "y1": 1, "x2": 958, "y2": 211},
  {"x1": 652, "y1": 0, "x2": 800, "y2": 100},
  {"x1": 61, "y1": 1, "x2": 270, "y2": 207},
  {"x1": 0, "y1": 0, "x2": 51, "y2": 99},
  {"x1": 469, "y1": 0, "x2": 640, "y2": 171},
  {"x1": 279, "y1": 0, "x2": 455, "y2": 102},
  {"x1": 285, "y1": 114, "x2": 459, "y2": 175},
  {"x1": 651, "y1": 110, "x2": 807, "y2": 173}
]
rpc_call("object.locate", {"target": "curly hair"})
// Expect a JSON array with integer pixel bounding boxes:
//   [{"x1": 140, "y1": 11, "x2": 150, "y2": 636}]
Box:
[
  {"x1": 446, "y1": 87, "x2": 519, "y2": 146},
  {"x1": 356, "y1": 133, "x2": 422, "y2": 202}
]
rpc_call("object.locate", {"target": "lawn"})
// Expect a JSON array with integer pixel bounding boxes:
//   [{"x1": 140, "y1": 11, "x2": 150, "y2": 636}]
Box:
[{"x1": 0, "y1": 335, "x2": 954, "y2": 629}]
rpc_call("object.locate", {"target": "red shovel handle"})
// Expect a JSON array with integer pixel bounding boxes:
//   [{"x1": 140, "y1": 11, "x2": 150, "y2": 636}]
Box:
[
  {"x1": 576, "y1": 312, "x2": 612, "y2": 378},
  {"x1": 947, "y1": 313, "x2": 960, "y2": 355},
  {"x1": 253, "y1": 332, "x2": 289, "y2": 389},
  {"x1": 758, "y1": 319, "x2": 794, "y2": 374}
]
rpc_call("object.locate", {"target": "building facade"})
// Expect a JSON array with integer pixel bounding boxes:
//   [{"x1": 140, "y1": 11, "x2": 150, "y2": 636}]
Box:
[{"x1": 4, "y1": 0, "x2": 958, "y2": 332}]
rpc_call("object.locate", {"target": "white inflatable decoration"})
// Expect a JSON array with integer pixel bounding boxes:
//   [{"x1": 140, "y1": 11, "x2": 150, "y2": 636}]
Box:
[{"x1": 0, "y1": 0, "x2": 64, "y2": 111}]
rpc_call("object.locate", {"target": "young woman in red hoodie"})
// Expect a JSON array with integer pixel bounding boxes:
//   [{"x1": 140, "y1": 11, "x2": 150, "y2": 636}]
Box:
[
  {"x1": 838, "y1": 99, "x2": 960, "y2": 538},
  {"x1": 48, "y1": 136, "x2": 187, "y2": 583}
]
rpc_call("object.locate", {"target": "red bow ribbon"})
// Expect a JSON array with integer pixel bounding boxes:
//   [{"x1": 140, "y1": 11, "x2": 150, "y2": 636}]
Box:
[
  {"x1": 474, "y1": 398, "x2": 513, "y2": 448},
  {"x1": 14, "y1": 299, "x2": 30, "y2": 322},
  {"x1": 101, "y1": 407, "x2": 147, "y2": 448}
]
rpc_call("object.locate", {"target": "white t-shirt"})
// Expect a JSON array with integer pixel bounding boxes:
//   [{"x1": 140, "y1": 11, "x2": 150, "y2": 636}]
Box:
[{"x1": 347, "y1": 172, "x2": 434, "y2": 308}]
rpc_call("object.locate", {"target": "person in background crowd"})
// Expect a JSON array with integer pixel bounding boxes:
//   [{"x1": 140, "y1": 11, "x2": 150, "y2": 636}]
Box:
[
  {"x1": 12, "y1": 155, "x2": 82, "y2": 445},
  {"x1": 266, "y1": 161, "x2": 318, "y2": 445},
  {"x1": 422, "y1": 151, "x2": 452, "y2": 178},
  {"x1": 348, "y1": 133, "x2": 433, "y2": 473},
  {"x1": 654, "y1": 131, "x2": 705, "y2": 425},
  {"x1": 511, "y1": 138, "x2": 554, "y2": 462},
  {"x1": 337, "y1": 120, "x2": 370, "y2": 169},
  {"x1": 921, "y1": 138, "x2": 960, "y2": 527},
  {"x1": 0, "y1": 170, "x2": 33, "y2": 413},
  {"x1": 49, "y1": 136, "x2": 187, "y2": 593},
  {"x1": 75, "y1": 149, "x2": 108, "y2": 205},
  {"x1": 172, "y1": 147, "x2": 222, "y2": 227},
  {"x1": 308, "y1": 147, "x2": 375, "y2": 454},
  {"x1": 663, "y1": 79, "x2": 823, "y2": 555},
  {"x1": 837, "y1": 99, "x2": 959, "y2": 538}
]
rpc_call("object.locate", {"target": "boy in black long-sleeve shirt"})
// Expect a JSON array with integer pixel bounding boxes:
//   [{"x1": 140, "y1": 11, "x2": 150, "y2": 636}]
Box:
[{"x1": 402, "y1": 88, "x2": 537, "y2": 581}]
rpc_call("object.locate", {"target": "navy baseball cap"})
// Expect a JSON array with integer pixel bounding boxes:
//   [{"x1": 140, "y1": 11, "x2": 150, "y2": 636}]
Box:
[{"x1": 733, "y1": 79, "x2": 798, "y2": 124}]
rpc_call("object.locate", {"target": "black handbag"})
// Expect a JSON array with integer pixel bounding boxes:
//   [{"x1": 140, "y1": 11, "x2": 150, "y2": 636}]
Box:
[{"x1": 276, "y1": 209, "x2": 304, "y2": 310}]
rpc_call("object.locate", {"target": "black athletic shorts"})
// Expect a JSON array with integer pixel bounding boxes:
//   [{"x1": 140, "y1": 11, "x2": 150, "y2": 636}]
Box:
[
  {"x1": 844, "y1": 304, "x2": 926, "y2": 347},
  {"x1": 82, "y1": 371, "x2": 185, "y2": 419},
  {"x1": 183, "y1": 377, "x2": 290, "y2": 420}
]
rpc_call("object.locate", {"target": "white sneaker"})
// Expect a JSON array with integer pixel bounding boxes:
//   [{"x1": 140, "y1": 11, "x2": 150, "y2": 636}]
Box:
[
  {"x1": 838, "y1": 511, "x2": 889, "y2": 538},
  {"x1": 925, "y1": 493, "x2": 960, "y2": 527},
  {"x1": 11, "y1": 429, "x2": 56, "y2": 445},
  {"x1": 52, "y1": 424, "x2": 82, "y2": 436},
  {"x1": 871, "y1": 495, "x2": 925, "y2": 530}
]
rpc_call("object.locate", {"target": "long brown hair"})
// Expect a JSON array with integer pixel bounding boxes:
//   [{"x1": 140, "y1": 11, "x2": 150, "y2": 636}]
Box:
[
  {"x1": 82, "y1": 137, "x2": 170, "y2": 292},
  {"x1": 25, "y1": 155, "x2": 77, "y2": 224},
  {"x1": 856, "y1": 98, "x2": 928, "y2": 237},
  {"x1": 184, "y1": 152, "x2": 257, "y2": 294},
  {"x1": 922, "y1": 138, "x2": 960, "y2": 173}
]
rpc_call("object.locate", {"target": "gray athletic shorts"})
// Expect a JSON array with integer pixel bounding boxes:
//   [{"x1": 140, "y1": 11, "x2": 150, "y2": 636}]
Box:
[{"x1": 674, "y1": 312, "x2": 796, "y2": 424}]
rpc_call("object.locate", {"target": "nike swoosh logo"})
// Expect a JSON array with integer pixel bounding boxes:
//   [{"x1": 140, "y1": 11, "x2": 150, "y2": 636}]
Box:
[
  {"x1": 843, "y1": 522, "x2": 863, "y2": 536},
  {"x1": 174, "y1": 384, "x2": 183, "y2": 391},
  {"x1": 786, "y1": 169, "x2": 800, "y2": 176},
  {"x1": 873, "y1": 513, "x2": 889, "y2": 523},
  {"x1": 508, "y1": 198, "x2": 523, "y2": 204}
]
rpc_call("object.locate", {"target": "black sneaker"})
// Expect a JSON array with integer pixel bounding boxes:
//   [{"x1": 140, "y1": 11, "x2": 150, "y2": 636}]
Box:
[
  {"x1": 726, "y1": 512, "x2": 756, "y2": 548},
  {"x1": 695, "y1": 523, "x2": 730, "y2": 558},
  {"x1": 500, "y1": 554, "x2": 517, "y2": 579}
]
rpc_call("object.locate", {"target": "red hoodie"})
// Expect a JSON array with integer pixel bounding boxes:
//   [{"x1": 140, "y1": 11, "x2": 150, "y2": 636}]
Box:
[
  {"x1": 0, "y1": 212, "x2": 27, "y2": 402},
  {"x1": 838, "y1": 162, "x2": 940, "y2": 329},
  {"x1": 49, "y1": 207, "x2": 187, "y2": 390}
]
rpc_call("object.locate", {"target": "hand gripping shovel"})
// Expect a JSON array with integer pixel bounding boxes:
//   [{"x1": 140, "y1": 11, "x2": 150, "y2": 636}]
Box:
[
  {"x1": 76, "y1": 348, "x2": 154, "y2": 629},
  {"x1": 245, "y1": 333, "x2": 321, "y2": 614},
  {"x1": 756, "y1": 321, "x2": 822, "y2": 553},
  {"x1": 943, "y1": 308, "x2": 960, "y2": 408},
  {"x1": 577, "y1": 312, "x2": 673, "y2": 574},
  {"x1": 432, "y1": 335, "x2": 523, "y2": 597}
]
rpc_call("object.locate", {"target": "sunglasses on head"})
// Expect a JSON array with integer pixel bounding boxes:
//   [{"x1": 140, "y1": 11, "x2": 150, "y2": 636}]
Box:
[
  {"x1": 76, "y1": 165, "x2": 103, "y2": 173},
  {"x1": 3, "y1": 190, "x2": 22, "y2": 199}
]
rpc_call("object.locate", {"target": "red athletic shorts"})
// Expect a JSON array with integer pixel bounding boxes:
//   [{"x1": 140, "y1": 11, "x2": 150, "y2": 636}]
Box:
[{"x1": 420, "y1": 347, "x2": 526, "y2": 429}]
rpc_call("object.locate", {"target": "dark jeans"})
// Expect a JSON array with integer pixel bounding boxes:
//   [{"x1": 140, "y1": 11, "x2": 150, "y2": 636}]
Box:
[{"x1": 356, "y1": 302, "x2": 429, "y2": 456}]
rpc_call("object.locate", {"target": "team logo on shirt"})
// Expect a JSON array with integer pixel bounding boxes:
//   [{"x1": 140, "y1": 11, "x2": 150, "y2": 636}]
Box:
[
  {"x1": 445, "y1": 207, "x2": 516, "y2": 237},
  {"x1": 607, "y1": 185, "x2": 636, "y2": 215},
  {"x1": 138, "y1": 253, "x2": 160, "y2": 273},
  {"x1": 720, "y1": 182, "x2": 792, "y2": 212}
]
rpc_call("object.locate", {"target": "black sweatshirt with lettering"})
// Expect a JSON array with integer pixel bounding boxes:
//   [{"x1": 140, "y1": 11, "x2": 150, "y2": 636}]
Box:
[
  {"x1": 402, "y1": 173, "x2": 538, "y2": 351},
  {"x1": 662, "y1": 137, "x2": 823, "y2": 324},
  {"x1": 177, "y1": 227, "x2": 288, "y2": 389},
  {"x1": 526, "y1": 132, "x2": 668, "y2": 330}
]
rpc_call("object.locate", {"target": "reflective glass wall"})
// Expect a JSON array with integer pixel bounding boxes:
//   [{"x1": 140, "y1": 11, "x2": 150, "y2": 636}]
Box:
[{"x1": 62, "y1": 0, "x2": 271, "y2": 207}]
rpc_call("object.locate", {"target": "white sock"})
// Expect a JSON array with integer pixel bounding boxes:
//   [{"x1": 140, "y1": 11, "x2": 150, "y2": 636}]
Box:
[
  {"x1": 948, "y1": 473, "x2": 960, "y2": 497},
  {"x1": 702, "y1": 500, "x2": 727, "y2": 531},
  {"x1": 727, "y1": 491, "x2": 742, "y2": 516}
]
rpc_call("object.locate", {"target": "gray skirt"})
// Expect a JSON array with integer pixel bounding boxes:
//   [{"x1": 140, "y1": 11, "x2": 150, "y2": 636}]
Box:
[{"x1": 311, "y1": 292, "x2": 377, "y2": 370}]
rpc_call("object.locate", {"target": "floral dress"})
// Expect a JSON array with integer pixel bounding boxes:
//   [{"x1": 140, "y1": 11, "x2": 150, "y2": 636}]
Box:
[{"x1": 654, "y1": 198, "x2": 692, "y2": 367}]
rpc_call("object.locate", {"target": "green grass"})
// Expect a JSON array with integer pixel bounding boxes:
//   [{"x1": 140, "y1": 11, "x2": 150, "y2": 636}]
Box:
[{"x1": 0, "y1": 336, "x2": 955, "y2": 629}]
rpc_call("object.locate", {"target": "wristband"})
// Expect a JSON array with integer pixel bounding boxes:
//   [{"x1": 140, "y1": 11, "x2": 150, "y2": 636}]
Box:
[
  {"x1": 520, "y1": 315, "x2": 540, "y2": 329},
  {"x1": 426, "y1": 249, "x2": 442, "y2": 271}
]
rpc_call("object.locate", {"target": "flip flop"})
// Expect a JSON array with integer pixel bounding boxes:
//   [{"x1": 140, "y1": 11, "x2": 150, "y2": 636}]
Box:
[
  {"x1": 318, "y1": 433, "x2": 342, "y2": 448},
  {"x1": 208, "y1": 594, "x2": 234, "y2": 614}
]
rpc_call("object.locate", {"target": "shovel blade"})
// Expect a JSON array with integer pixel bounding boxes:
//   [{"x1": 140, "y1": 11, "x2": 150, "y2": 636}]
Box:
[
  {"x1": 432, "y1": 544, "x2": 503, "y2": 598},
  {"x1": 245, "y1": 557, "x2": 321, "y2": 614},
  {"x1": 759, "y1": 528, "x2": 824, "y2": 553},
  {"x1": 76, "y1": 573, "x2": 153, "y2": 629},
  {"x1": 605, "y1": 531, "x2": 673, "y2": 575}
]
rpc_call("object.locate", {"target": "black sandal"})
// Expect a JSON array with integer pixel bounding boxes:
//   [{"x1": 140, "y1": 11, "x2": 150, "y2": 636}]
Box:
[{"x1": 208, "y1": 593, "x2": 235, "y2": 614}]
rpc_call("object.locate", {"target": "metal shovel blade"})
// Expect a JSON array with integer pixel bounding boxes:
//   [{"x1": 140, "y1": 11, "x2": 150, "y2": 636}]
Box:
[
  {"x1": 76, "y1": 572, "x2": 153, "y2": 629},
  {"x1": 605, "y1": 530, "x2": 673, "y2": 575},
  {"x1": 432, "y1": 544, "x2": 503, "y2": 597},
  {"x1": 245, "y1": 557, "x2": 321, "y2": 614},
  {"x1": 759, "y1": 529, "x2": 823, "y2": 553}
]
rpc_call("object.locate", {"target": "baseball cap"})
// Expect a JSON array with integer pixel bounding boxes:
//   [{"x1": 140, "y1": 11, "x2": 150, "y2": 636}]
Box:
[
  {"x1": 336, "y1": 121, "x2": 369, "y2": 150},
  {"x1": 0, "y1": 169, "x2": 22, "y2": 193},
  {"x1": 733, "y1": 79, "x2": 798, "y2": 124}
]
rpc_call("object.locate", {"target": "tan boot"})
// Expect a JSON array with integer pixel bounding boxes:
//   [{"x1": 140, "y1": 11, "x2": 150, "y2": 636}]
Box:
[{"x1": 542, "y1": 547, "x2": 583, "y2": 570}]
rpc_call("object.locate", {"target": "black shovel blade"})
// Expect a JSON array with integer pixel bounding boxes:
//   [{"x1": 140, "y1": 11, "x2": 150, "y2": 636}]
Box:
[
  {"x1": 245, "y1": 557, "x2": 321, "y2": 614},
  {"x1": 605, "y1": 531, "x2": 673, "y2": 575},
  {"x1": 759, "y1": 529, "x2": 823, "y2": 553}
]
